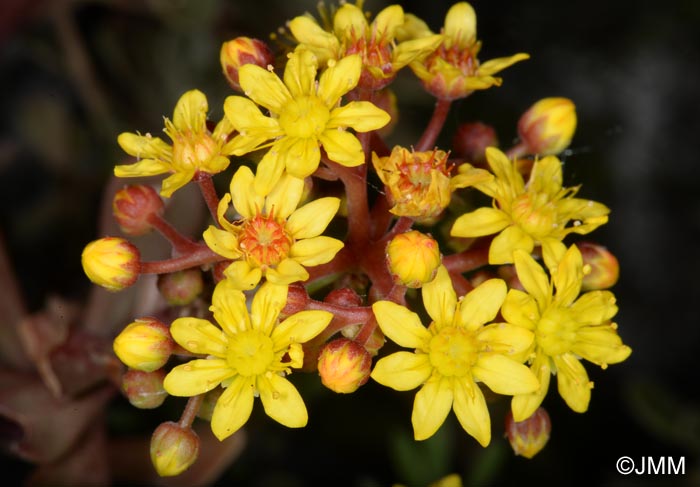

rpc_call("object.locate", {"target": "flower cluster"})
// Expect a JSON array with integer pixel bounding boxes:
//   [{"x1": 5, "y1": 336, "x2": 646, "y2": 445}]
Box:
[{"x1": 81, "y1": 0, "x2": 630, "y2": 478}]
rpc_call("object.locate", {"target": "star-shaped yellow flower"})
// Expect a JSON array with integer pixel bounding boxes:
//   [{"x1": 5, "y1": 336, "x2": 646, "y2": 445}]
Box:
[
  {"x1": 203, "y1": 165, "x2": 344, "y2": 290},
  {"x1": 115, "y1": 89, "x2": 234, "y2": 197},
  {"x1": 450, "y1": 147, "x2": 610, "y2": 267},
  {"x1": 224, "y1": 49, "x2": 390, "y2": 195},
  {"x1": 289, "y1": 3, "x2": 443, "y2": 90},
  {"x1": 371, "y1": 266, "x2": 538, "y2": 445},
  {"x1": 502, "y1": 246, "x2": 631, "y2": 421},
  {"x1": 163, "y1": 279, "x2": 333, "y2": 440},
  {"x1": 403, "y1": 2, "x2": 529, "y2": 99}
]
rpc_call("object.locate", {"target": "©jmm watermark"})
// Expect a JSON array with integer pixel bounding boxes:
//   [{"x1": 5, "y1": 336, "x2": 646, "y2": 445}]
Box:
[{"x1": 616, "y1": 456, "x2": 685, "y2": 475}]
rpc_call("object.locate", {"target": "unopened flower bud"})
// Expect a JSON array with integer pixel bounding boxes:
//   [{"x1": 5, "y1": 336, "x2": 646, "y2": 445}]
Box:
[
  {"x1": 280, "y1": 283, "x2": 309, "y2": 318},
  {"x1": 122, "y1": 369, "x2": 168, "y2": 409},
  {"x1": 386, "y1": 231, "x2": 441, "y2": 288},
  {"x1": 150, "y1": 421, "x2": 199, "y2": 477},
  {"x1": 452, "y1": 122, "x2": 498, "y2": 164},
  {"x1": 81, "y1": 237, "x2": 141, "y2": 291},
  {"x1": 318, "y1": 338, "x2": 372, "y2": 393},
  {"x1": 113, "y1": 318, "x2": 174, "y2": 372},
  {"x1": 220, "y1": 37, "x2": 274, "y2": 92},
  {"x1": 505, "y1": 407, "x2": 551, "y2": 459},
  {"x1": 324, "y1": 288, "x2": 363, "y2": 307},
  {"x1": 518, "y1": 97, "x2": 577, "y2": 155},
  {"x1": 112, "y1": 185, "x2": 164, "y2": 236},
  {"x1": 578, "y1": 241, "x2": 619, "y2": 290},
  {"x1": 157, "y1": 269, "x2": 204, "y2": 306}
]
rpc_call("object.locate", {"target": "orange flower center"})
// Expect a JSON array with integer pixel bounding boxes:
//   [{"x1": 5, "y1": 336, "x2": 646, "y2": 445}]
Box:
[
  {"x1": 238, "y1": 213, "x2": 293, "y2": 268},
  {"x1": 345, "y1": 33, "x2": 394, "y2": 90},
  {"x1": 511, "y1": 193, "x2": 556, "y2": 238},
  {"x1": 172, "y1": 130, "x2": 218, "y2": 171}
]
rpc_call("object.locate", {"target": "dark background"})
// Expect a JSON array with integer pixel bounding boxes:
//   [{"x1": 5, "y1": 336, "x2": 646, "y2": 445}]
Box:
[{"x1": 1, "y1": 0, "x2": 698, "y2": 485}]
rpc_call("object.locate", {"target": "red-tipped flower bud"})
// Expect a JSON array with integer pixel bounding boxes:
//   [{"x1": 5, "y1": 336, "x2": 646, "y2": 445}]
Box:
[
  {"x1": 318, "y1": 338, "x2": 372, "y2": 394},
  {"x1": 81, "y1": 237, "x2": 141, "y2": 291},
  {"x1": 518, "y1": 97, "x2": 577, "y2": 155},
  {"x1": 112, "y1": 184, "x2": 164, "y2": 236},
  {"x1": 280, "y1": 283, "x2": 310, "y2": 318},
  {"x1": 150, "y1": 421, "x2": 199, "y2": 477},
  {"x1": 505, "y1": 407, "x2": 551, "y2": 459},
  {"x1": 157, "y1": 269, "x2": 204, "y2": 306},
  {"x1": 113, "y1": 318, "x2": 174, "y2": 372},
  {"x1": 122, "y1": 369, "x2": 168, "y2": 409},
  {"x1": 452, "y1": 122, "x2": 498, "y2": 164},
  {"x1": 324, "y1": 288, "x2": 363, "y2": 307},
  {"x1": 578, "y1": 241, "x2": 620, "y2": 290},
  {"x1": 220, "y1": 37, "x2": 274, "y2": 92}
]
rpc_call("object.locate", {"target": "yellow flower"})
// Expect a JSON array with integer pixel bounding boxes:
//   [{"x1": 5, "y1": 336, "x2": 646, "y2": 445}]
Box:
[
  {"x1": 203, "y1": 166, "x2": 344, "y2": 290},
  {"x1": 372, "y1": 145, "x2": 492, "y2": 221},
  {"x1": 224, "y1": 49, "x2": 390, "y2": 195},
  {"x1": 450, "y1": 147, "x2": 610, "y2": 267},
  {"x1": 502, "y1": 246, "x2": 631, "y2": 420},
  {"x1": 406, "y1": 2, "x2": 529, "y2": 100},
  {"x1": 371, "y1": 266, "x2": 538, "y2": 445},
  {"x1": 289, "y1": 3, "x2": 443, "y2": 90},
  {"x1": 115, "y1": 90, "x2": 234, "y2": 197},
  {"x1": 163, "y1": 279, "x2": 333, "y2": 440}
]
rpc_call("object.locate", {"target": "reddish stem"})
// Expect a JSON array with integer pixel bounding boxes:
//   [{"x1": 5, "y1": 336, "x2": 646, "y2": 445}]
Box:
[
  {"x1": 140, "y1": 245, "x2": 222, "y2": 274},
  {"x1": 448, "y1": 269, "x2": 474, "y2": 296},
  {"x1": 415, "y1": 99, "x2": 452, "y2": 152},
  {"x1": 442, "y1": 246, "x2": 490, "y2": 274},
  {"x1": 197, "y1": 176, "x2": 220, "y2": 223},
  {"x1": 369, "y1": 193, "x2": 392, "y2": 240},
  {"x1": 148, "y1": 213, "x2": 199, "y2": 254},
  {"x1": 327, "y1": 161, "x2": 370, "y2": 248},
  {"x1": 179, "y1": 394, "x2": 204, "y2": 429},
  {"x1": 505, "y1": 142, "x2": 529, "y2": 159}
]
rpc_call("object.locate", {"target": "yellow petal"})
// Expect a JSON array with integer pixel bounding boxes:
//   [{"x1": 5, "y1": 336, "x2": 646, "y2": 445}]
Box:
[
  {"x1": 450, "y1": 207, "x2": 510, "y2": 238},
  {"x1": 211, "y1": 375, "x2": 255, "y2": 440},
  {"x1": 373, "y1": 4, "x2": 404, "y2": 39},
  {"x1": 370, "y1": 352, "x2": 432, "y2": 391},
  {"x1": 513, "y1": 249, "x2": 550, "y2": 308},
  {"x1": 253, "y1": 142, "x2": 285, "y2": 196},
  {"x1": 264, "y1": 172, "x2": 304, "y2": 220},
  {"x1": 223, "y1": 96, "x2": 281, "y2": 152},
  {"x1": 288, "y1": 16, "x2": 339, "y2": 63},
  {"x1": 489, "y1": 225, "x2": 534, "y2": 265},
  {"x1": 478, "y1": 53, "x2": 530, "y2": 77},
  {"x1": 540, "y1": 237, "x2": 567, "y2": 272},
  {"x1": 444, "y1": 2, "x2": 476, "y2": 48},
  {"x1": 457, "y1": 278, "x2": 506, "y2": 331},
  {"x1": 238, "y1": 64, "x2": 291, "y2": 114},
  {"x1": 552, "y1": 244, "x2": 583, "y2": 307},
  {"x1": 372, "y1": 301, "x2": 431, "y2": 348},
  {"x1": 163, "y1": 359, "x2": 234, "y2": 396},
  {"x1": 473, "y1": 353, "x2": 539, "y2": 395},
  {"x1": 283, "y1": 49, "x2": 317, "y2": 99},
  {"x1": 290, "y1": 236, "x2": 344, "y2": 266},
  {"x1": 216, "y1": 193, "x2": 236, "y2": 233},
  {"x1": 327, "y1": 101, "x2": 390, "y2": 132},
  {"x1": 392, "y1": 35, "x2": 444, "y2": 70},
  {"x1": 318, "y1": 130, "x2": 364, "y2": 167},
  {"x1": 553, "y1": 353, "x2": 592, "y2": 413},
  {"x1": 572, "y1": 325, "x2": 631, "y2": 366},
  {"x1": 250, "y1": 281, "x2": 287, "y2": 335},
  {"x1": 422, "y1": 266, "x2": 456, "y2": 328},
  {"x1": 223, "y1": 260, "x2": 262, "y2": 290},
  {"x1": 160, "y1": 170, "x2": 195, "y2": 198},
  {"x1": 173, "y1": 89, "x2": 207, "y2": 133},
  {"x1": 317, "y1": 54, "x2": 361, "y2": 107},
  {"x1": 395, "y1": 13, "x2": 434, "y2": 41},
  {"x1": 333, "y1": 3, "x2": 367, "y2": 39},
  {"x1": 511, "y1": 352, "x2": 551, "y2": 421},
  {"x1": 279, "y1": 136, "x2": 322, "y2": 180},
  {"x1": 114, "y1": 159, "x2": 170, "y2": 178},
  {"x1": 117, "y1": 132, "x2": 172, "y2": 160},
  {"x1": 286, "y1": 197, "x2": 340, "y2": 239},
  {"x1": 501, "y1": 289, "x2": 539, "y2": 330},
  {"x1": 569, "y1": 290, "x2": 618, "y2": 325},
  {"x1": 258, "y1": 373, "x2": 308, "y2": 428},
  {"x1": 476, "y1": 323, "x2": 535, "y2": 361},
  {"x1": 203, "y1": 225, "x2": 241, "y2": 260},
  {"x1": 450, "y1": 165, "x2": 493, "y2": 190},
  {"x1": 231, "y1": 165, "x2": 264, "y2": 219},
  {"x1": 412, "y1": 375, "x2": 453, "y2": 441},
  {"x1": 484, "y1": 147, "x2": 523, "y2": 193},
  {"x1": 170, "y1": 317, "x2": 228, "y2": 357},
  {"x1": 265, "y1": 258, "x2": 309, "y2": 285},
  {"x1": 452, "y1": 377, "x2": 490, "y2": 447},
  {"x1": 529, "y1": 156, "x2": 563, "y2": 197},
  {"x1": 272, "y1": 310, "x2": 332, "y2": 348},
  {"x1": 210, "y1": 279, "x2": 251, "y2": 335}
]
